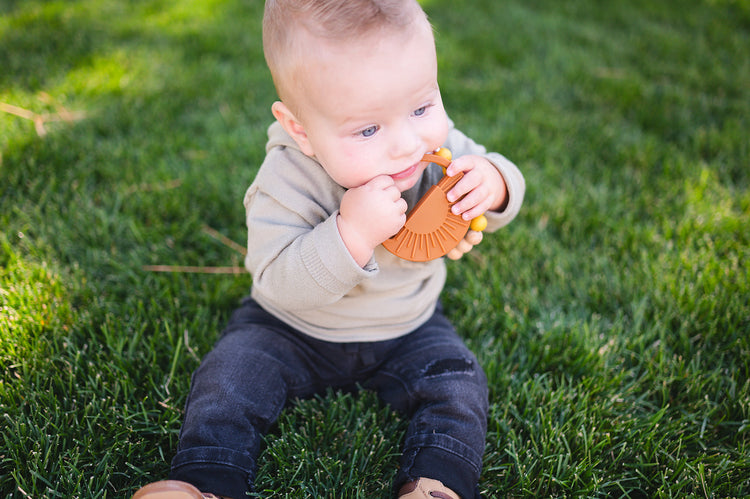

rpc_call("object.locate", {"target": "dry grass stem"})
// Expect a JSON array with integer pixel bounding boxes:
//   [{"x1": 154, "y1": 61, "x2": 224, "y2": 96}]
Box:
[
  {"x1": 1, "y1": 97, "x2": 86, "y2": 137},
  {"x1": 201, "y1": 225, "x2": 247, "y2": 256},
  {"x1": 142, "y1": 265, "x2": 246, "y2": 274}
]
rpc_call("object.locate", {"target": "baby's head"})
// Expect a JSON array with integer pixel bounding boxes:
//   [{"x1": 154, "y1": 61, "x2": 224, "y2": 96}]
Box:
[
  {"x1": 263, "y1": 0, "x2": 421, "y2": 108},
  {"x1": 263, "y1": 0, "x2": 450, "y2": 192}
]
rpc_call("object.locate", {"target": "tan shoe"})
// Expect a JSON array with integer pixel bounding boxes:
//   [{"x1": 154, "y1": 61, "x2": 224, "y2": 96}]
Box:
[
  {"x1": 398, "y1": 477, "x2": 461, "y2": 499},
  {"x1": 131, "y1": 480, "x2": 224, "y2": 499}
]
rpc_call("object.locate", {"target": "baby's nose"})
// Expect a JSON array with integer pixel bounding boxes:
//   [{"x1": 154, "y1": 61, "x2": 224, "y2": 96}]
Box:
[{"x1": 390, "y1": 123, "x2": 423, "y2": 158}]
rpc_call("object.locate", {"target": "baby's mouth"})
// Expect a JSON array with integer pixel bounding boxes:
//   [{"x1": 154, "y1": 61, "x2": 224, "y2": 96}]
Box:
[
  {"x1": 391, "y1": 163, "x2": 419, "y2": 180},
  {"x1": 391, "y1": 156, "x2": 430, "y2": 181}
]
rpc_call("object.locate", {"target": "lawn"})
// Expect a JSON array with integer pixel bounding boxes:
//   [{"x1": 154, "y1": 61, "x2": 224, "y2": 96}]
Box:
[{"x1": 1, "y1": 0, "x2": 748, "y2": 497}]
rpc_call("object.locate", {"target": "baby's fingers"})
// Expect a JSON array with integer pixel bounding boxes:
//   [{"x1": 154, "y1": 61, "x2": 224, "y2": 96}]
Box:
[{"x1": 451, "y1": 187, "x2": 492, "y2": 220}]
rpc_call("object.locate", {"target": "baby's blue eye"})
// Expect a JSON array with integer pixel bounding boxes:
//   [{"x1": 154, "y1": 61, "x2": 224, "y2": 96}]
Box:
[
  {"x1": 414, "y1": 106, "x2": 427, "y2": 116},
  {"x1": 361, "y1": 126, "x2": 378, "y2": 137}
]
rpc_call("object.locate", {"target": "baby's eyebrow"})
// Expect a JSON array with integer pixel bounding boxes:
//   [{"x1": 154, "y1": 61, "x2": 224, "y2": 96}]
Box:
[{"x1": 412, "y1": 85, "x2": 441, "y2": 103}]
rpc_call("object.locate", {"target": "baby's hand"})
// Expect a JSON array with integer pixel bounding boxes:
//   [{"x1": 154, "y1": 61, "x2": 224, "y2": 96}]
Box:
[
  {"x1": 445, "y1": 156, "x2": 507, "y2": 221},
  {"x1": 337, "y1": 175, "x2": 407, "y2": 266}
]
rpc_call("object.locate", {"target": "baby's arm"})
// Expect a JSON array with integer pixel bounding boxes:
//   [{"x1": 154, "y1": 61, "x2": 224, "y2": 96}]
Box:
[
  {"x1": 337, "y1": 175, "x2": 408, "y2": 267},
  {"x1": 443, "y1": 123, "x2": 525, "y2": 231},
  {"x1": 437, "y1": 123, "x2": 525, "y2": 259}
]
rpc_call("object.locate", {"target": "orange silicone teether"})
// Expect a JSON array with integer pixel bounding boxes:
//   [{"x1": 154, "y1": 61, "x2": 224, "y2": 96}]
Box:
[{"x1": 382, "y1": 151, "x2": 471, "y2": 262}]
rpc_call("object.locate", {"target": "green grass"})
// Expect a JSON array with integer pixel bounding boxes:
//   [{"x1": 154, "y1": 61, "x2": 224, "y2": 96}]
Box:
[{"x1": 1, "y1": 0, "x2": 748, "y2": 497}]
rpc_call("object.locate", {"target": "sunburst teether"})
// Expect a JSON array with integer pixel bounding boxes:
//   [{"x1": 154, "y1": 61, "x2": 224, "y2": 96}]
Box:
[{"x1": 382, "y1": 148, "x2": 487, "y2": 262}]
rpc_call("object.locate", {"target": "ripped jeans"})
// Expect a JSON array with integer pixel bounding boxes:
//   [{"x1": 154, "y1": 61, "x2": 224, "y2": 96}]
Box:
[{"x1": 170, "y1": 297, "x2": 488, "y2": 499}]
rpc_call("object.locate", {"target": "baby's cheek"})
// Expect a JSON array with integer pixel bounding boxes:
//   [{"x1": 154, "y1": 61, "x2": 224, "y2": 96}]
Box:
[
  {"x1": 434, "y1": 119, "x2": 450, "y2": 149},
  {"x1": 425, "y1": 110, "x2": 450, "y2": 150}
]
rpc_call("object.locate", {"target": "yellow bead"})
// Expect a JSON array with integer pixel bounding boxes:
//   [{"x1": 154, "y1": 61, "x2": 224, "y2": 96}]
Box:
[
  {"x1": 435, "y1": 147, "x2": 452, "y2": 162},
  {"x1": 470, "y1": 215, "x2": 488, "y2": 232}
]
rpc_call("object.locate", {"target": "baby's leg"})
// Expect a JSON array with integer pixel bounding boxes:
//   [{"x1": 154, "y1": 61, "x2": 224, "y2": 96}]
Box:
[
  {"x1": 370, "y1": 307, "x2": 489, "y2": 499},
  {"x1": 168, "y1": 298, "x2": 318, "y2": 498}
]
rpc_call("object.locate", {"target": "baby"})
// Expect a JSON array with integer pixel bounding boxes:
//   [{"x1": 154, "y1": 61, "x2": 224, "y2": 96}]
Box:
[{"x1": 132, "y1": 0, "x2": 524, "y2": 498}]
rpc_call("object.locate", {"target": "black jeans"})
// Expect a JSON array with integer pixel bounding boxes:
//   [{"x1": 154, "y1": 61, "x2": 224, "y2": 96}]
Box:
[{"x1": 170, "y1": 297, "x2": 488, "y2": 498}]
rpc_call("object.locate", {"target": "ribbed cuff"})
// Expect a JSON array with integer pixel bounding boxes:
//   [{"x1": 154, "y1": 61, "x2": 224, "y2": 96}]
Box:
[
  {"x1": 396, "y1": 433, "x2": 483, "y2": 499},
  {"x1": 170, "y1": 446, "x2": 255, "y2": 498}
]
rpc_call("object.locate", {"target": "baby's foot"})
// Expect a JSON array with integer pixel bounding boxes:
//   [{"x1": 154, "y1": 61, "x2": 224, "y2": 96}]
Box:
[
  {"x1": 131, "y1": 480, "x2": 233, "y2": 499},
  {"x1": 398, "y1": 477, "x2": 461, "y2": 499}
]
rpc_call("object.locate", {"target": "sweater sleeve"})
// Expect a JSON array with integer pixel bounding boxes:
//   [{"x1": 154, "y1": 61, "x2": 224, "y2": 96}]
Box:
[
  {"x1": 243, "y1": 150, "x2": 378, "y2": 312},
  {"x1": 244, "y1": 190, "x2": 377, "y2": 311},
  {"x1": 444, "y1": 126, "x2": 525, "y2": 232}
]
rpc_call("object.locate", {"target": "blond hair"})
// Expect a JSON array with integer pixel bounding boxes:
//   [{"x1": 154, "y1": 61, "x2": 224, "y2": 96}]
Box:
[{"x1": 263, "y1": 0, "x2": 426, "y2": 104}]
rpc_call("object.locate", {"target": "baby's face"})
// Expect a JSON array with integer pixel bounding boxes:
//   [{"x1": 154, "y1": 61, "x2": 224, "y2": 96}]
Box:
[{"x1": 290, "y1": 18, "x2": 450, "y2": 192}]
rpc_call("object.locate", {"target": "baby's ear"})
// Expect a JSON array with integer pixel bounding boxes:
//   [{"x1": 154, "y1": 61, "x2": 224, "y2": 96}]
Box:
[{"x1": 271, "y1": 101, "x2": 315, "y2": 157}]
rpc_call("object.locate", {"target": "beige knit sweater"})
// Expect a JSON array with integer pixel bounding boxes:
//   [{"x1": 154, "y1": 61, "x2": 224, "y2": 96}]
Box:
[{"x1": 243, "y1": 121, "x2": 525, "y2": 342}]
